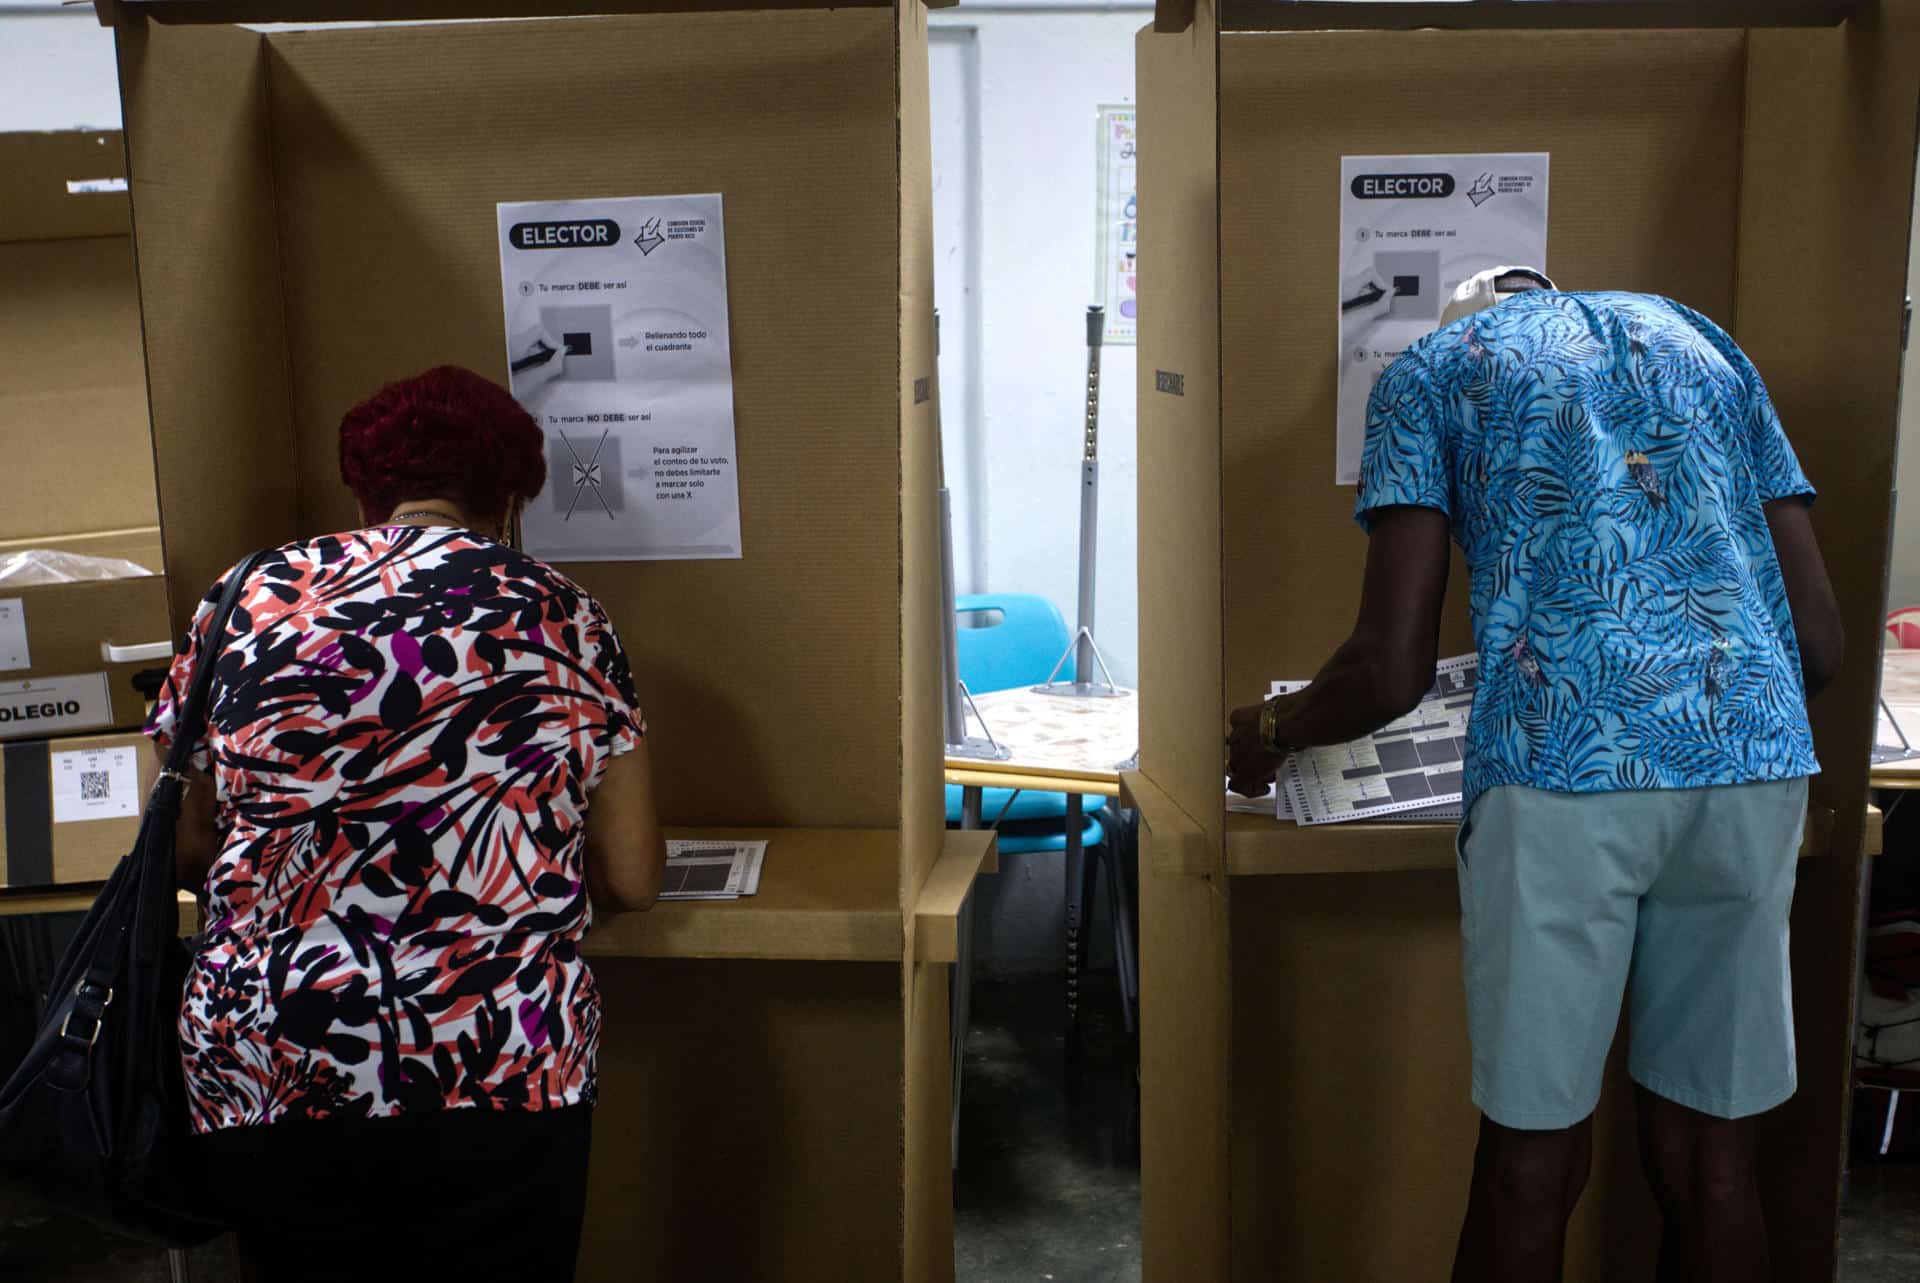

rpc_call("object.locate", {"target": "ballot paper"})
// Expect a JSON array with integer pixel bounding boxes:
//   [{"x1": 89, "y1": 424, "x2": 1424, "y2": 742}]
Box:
[
  {"x1": 1337, "y1": 153, "x2": 1549, "y2": 484},
  {"x1": 1226, "y1": 782, "x2": 1280, "y2": 816},
  {"x1": 497, "y1": 193, "x2": 742, "y2": 561},
  {"x1": 1226, "y1": 680, "x2": 1461, "y2": 824},
  {"x1": 1282, "y1": 656, "x2": 1476, "y2": 825},
  {"x1": 658, "y1": 839, "x2": 768, "y2": 901}
]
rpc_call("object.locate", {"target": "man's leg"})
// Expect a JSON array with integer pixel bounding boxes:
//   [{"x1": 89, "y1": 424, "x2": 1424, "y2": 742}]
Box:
[
  {"x1": 1636, "y1": 1086, "x2": 1770, "y2": 1283},
  {"x1": 1451, "y1": 1111, "x2": 1594, "y2": 1283},
  {"x1": 1626, "y1": 778, "x2": 1804, "y2": 1283},
  {"x1": 1452, "y1": 787, "x2": 1652, "y2": 1283}
]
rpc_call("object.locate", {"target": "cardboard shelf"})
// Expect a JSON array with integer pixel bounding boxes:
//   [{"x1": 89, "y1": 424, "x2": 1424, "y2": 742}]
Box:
[
  {"x1": 585, "y1": 828, "x2": 906, "y2": 964},
  {"x1": 0, "y1": 885, "x2": 197, "y2": 934},
  {"x1": 1225, "y1": 804, "x2": 1851, "y2": 877},
  {"x1": 912, "y1": 828, "x2": 997, "y2": 963},
  {"x1": 1225, "y1": 813, "x2": 1455, "y2": 876}
]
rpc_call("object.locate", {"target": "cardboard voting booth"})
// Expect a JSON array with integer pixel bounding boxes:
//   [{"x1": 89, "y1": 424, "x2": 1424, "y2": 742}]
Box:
[
  {"x1": 1132, "y1": 2, "x2": 1920, "y2": 1279},
  {"x1": 0, "y1": 132, "x2": 169, "y2": 743},
  {"x1": 109, "y1": 2, "x2": 984, "y2": 1278}
]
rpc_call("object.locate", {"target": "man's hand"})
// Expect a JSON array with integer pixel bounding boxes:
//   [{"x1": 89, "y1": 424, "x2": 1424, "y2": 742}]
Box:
[{"x1": 1228, "y1": 700, "x2": 1282, "y2": 797}]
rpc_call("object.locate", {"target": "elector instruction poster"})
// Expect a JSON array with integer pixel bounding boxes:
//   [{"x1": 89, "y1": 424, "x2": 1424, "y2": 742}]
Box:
[
  {"x1": 1094, "y1": 106, "x2": 1137, "y2": 345},
  {"x1": 1336, "y1": 153, "x2": 1549, "y2": 484},
  {"x1": 497, "y1": 193, "x2": 743, "y2": 560}
]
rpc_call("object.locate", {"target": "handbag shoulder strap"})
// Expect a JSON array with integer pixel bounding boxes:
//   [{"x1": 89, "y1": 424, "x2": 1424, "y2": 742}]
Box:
[{"x1": 162, "y1": 549, "x2": 270, "y2": 780}]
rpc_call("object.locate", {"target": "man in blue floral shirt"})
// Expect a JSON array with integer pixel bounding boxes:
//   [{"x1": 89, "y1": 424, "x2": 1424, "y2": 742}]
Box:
[{"x1": 1227, "y1": 268, "x2": 1844, "y2": 1283}]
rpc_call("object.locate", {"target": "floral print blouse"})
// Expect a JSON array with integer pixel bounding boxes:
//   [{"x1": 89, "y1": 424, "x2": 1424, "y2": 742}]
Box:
[{"x1": 147, "y1": 527, "x2": 642, "y2": 1132}]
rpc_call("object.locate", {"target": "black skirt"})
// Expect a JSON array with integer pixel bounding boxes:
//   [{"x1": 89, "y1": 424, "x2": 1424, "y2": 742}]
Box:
[{"x1": 195, "y1": 1102, "x2": 593, "y2": 1283}]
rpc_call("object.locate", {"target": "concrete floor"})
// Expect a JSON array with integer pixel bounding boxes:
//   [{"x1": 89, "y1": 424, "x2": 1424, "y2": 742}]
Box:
[
  {"x1": 1840, "y1": 1160, "x2": 1920, "y2": 1283},
  {"x1": 3, "y1": 973, "x2": 1916, "y2": 1282},
  {"x1": 949, "y1": 975, "x2": 1920, "y2": 1283},
  {"x1": 954, "y1": 976, "x2": 1142, "y2": 1283}
]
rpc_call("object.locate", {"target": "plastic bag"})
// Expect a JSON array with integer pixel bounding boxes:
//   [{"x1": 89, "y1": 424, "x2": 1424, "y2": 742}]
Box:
[{"x1": 0, "y1": 549, "x2": 156, "y2": 588}]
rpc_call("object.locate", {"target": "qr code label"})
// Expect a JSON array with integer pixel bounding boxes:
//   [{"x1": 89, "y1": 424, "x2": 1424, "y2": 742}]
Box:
[{"x1": 52, "y1": 746, "x2": 141, "y2": 824}]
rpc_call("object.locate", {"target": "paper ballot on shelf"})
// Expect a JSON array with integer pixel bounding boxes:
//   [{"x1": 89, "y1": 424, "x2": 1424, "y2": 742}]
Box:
[
  {"x1": 1229, "y1": 675, "x2": 1468, "y2": 824},
  {"x1": 657, "y1": 839, "x2": 768, "y2": 901},
  {"x1": 1226, "y1": 782, "x2": 1280, "y2": 816},
  {"x1": 1282, "y1": 657, "x2": 1476, "y2": 825},
  {"x1": 497, "y1": 193, "x2": 743, "y2": 562}
]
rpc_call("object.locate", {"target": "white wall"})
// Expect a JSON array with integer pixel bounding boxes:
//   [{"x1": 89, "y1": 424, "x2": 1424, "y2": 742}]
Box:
[
  {"x1": 1891, "y1": 158, "x2": 1920, "y2": 616},
  {"x1": 930, "y1": 5, "x2": 1146, "y2": 687},
  {"x1": 0, "y1": 11, "x2": 120, "y2": 131}
]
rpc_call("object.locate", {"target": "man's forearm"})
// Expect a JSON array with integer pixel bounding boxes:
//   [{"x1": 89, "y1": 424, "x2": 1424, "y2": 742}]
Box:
[{"x1": 1266, "y1": 638, "x2": 1429, "y2": 750}]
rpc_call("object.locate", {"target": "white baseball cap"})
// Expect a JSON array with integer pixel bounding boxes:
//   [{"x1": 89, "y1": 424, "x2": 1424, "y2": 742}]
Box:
[{"x1": 1440, "y1": 266, "x2": 1557, "y2": 328}]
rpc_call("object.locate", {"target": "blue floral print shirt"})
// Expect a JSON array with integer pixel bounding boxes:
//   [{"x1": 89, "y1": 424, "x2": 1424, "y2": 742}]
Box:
[{"x1": 1355, "y1": 291, "x2": 1819, "y2": 811}]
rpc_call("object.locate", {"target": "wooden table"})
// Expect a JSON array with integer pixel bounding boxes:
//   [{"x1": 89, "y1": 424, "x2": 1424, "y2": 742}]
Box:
[
  {"x1": 942, "y1": 685, "x2": 1141, "y2": 1125},
  {"x1": 1873, "y1": 649, "x2": 1920, "y2": 790},
  {"x1": 943, "y1": 684, "x2": 1140, "y2": 800}
]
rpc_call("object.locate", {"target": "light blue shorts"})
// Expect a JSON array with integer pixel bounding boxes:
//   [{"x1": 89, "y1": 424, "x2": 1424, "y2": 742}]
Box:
[{"x1": 1457, "y1": 778, "x2": 1807, "y2": 1131}]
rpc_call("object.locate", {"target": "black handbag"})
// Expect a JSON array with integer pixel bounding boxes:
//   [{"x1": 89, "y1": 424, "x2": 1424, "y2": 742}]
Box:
[{"x1": 0, "y1": 551, "x2": 266, "y2": 1246}]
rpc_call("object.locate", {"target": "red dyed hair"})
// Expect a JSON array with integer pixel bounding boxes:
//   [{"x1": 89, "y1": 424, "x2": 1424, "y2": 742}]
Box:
[{"x1": 338, "y1": 366, "x2": 546, "y2": 526}]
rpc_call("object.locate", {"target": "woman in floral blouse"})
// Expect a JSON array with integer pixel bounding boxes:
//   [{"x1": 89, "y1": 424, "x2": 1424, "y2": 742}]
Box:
[{"x1": 150, "y1": 366, "x2": 665, "y2": 1281}]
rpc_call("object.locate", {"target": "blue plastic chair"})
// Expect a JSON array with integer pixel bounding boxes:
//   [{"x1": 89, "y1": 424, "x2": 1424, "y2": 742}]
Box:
[
  {"x1": 990, "y1": 814, "x2": 1105, "y2": 857},
  {"x1": 947, "y1": 592, "x2": 1105, "y2": 824},
  {"x1": 955, "y1": 593, "x2": 1072, "y2": 696}
]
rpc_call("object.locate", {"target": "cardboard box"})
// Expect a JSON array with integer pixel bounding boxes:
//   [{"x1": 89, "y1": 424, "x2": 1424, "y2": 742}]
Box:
[
  {"x1": 1136, "y1": 2, "x2": 1920, "y2": 1281},
  {"x1": 111, "y1": 2, "x2": 963, "y2": 1279},
  {"x1": 0, "y1": 732, "x2": 157, "y2": 889},
  {"x1": 0, "y1": 131, "x2": 172, "y2": 739}
]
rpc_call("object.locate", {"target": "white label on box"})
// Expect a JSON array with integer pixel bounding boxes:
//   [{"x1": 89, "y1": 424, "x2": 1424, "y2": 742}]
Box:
[
  {"x1": 0, "y1": 673, "x2": 115, "y2": 739},
  {"x1": 0, "y1": 599, "x2": 26, "y2": 672},
  {"x1": 52, "y1": 745, "x2": 141, "y2": 823},
  {"x1": 0, "y1": 599, "x2": 27, "y2": 672},
  {"x1": 66, "y1": 177, "x2": 129, "y2": 195}
]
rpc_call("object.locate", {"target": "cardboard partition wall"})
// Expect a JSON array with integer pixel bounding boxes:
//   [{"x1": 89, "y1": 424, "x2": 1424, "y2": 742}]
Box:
[
  {"x1": 1133, "y1": 2, "x2": 1920, "y2": 1280},
  {"x1": 111, "y1": 3, "x2": 983, "y2": 1279},
  {"x1": 0, "y1": 132, "x2": 169, "y2": 741}
]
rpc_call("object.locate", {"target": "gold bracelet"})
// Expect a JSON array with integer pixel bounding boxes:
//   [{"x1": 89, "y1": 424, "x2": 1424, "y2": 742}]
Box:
[{"x1": 1258, "y1": 696, "x2": 1286, "y2": 756}]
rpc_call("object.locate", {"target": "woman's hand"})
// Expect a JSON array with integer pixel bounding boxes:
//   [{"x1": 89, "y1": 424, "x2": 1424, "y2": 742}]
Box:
[{"x1": 583, "y1": 739, "x2": 667, "y2": 914}]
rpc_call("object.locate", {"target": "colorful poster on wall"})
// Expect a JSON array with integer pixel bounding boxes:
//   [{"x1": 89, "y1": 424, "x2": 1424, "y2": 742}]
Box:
[
  {"x1": 1094, "y1": 106, "x2": 1137, "y2": 345},
  {"x1": 496, "y1": 193, "x2": 743, "y2": 561},
  {"x1": 1336, "y1": 153, "x2": 1549, "y2": 484}
]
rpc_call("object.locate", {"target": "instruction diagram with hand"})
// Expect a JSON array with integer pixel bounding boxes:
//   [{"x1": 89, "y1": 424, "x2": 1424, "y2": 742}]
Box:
[
  {"x1": 497, "y1": 193, "x2": 742, "y2": 561},
  {"x1": 1337, "y1": 153, "x2": 1548, "y2": 484}
]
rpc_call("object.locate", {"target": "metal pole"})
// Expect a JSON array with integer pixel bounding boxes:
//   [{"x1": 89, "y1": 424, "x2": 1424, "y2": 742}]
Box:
[
  {"x1": 1034, "y1": 306, "x2": 1124, "y2": 699},
  {"x1": 1075, "y1": 306, "x2": 1103, "y2": 685},
  {"x1": 935, "y1": 312, "x2": 968, "y2": 749},
  {"x1": 935, "y1": 310, "x2": 1012, "y2": 756}
]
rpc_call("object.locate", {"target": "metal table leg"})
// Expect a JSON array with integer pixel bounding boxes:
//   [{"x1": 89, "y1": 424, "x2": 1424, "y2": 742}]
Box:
[
  {"x1": 1063, "y1": 792, "x2": 1090, "y2": 1056},
  {"x1": 951, "y1": 784, "x2": 983, "y2": 1169},
  {"x1": 1103, "y1": 813, "x2": 1139, "y2": 1038}
]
